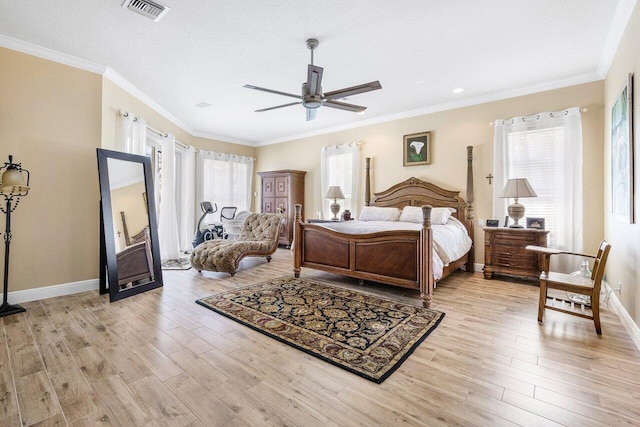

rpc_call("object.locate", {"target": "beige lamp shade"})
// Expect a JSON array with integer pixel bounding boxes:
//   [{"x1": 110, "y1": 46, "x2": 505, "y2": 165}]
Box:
[
  {"x1": 325, "y1": 186, "x2": 345, "y2": 200},
  {"x1": 500, "y1": 178, "x2": 536, "y2": 228},
  {"x1": 499, "y1": 178, "x2": 537, "y2": 199},
  {"x1": 0, "y1": 167, "x2": 30, "y2": 196},
  {"x1": 325, "y1": 186, "x2": 345, "y2": 220}
]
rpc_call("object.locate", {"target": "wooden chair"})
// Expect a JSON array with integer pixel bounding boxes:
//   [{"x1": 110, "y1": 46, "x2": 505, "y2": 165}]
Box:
[{"x1": 526, "y1": 241, "x2": 611, "y2": 334}]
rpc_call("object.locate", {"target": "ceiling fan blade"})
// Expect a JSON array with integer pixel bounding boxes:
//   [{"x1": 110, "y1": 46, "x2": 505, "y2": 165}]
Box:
[
  {"x1": 324, "y1": 81, "x2": 382, "y2": 100},
  {"x1": 244, "y1": 84, "x2": 302, "y2": 100},
  {"x1": 306, "y1": 65, "x2": 324, "y2": 96},
  {"x1": 255, "y1": 101, "x2": 301, "y2": 112},
  {"x1": 323, "y1": 100, "x2": 367, "y2": 113},
  {"x1": 306, "y1": 108, "x2": 318, "y2": 121}
]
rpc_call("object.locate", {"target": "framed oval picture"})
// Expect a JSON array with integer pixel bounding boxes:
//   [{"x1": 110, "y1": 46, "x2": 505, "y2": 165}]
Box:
[{"x1": 403, "y1": 131, "x2": 431, "y2": 166}]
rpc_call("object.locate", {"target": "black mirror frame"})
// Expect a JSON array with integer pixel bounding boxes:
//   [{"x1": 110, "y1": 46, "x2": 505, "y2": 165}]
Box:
[{"x1": 97, "y1": 148, "x2": 163, "y2": 302}]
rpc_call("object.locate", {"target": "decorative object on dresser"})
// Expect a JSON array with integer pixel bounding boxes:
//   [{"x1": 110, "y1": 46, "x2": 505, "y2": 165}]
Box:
[
  {"x1": 325, "y1": 185, "x2": 345, "y2": 220},
  {"x1": 526, "y1": 241, "x2": 611, "y2": 335},
  {"x1": 258, "y1": 170, "x2": 305, "y2": 248},
  {"x1": 526, "y1": 217, "x2": 545, "y2": 229},
  {"x1": 196, "y1": 276, "x2": 444, "y2": 383},
  {"x1": 500, "y1": 178, "x2": 537, "y2": 228},
  {"x1": 483, "y1": 227, "x2": 549, "y2": 280},
  {"x1": 403, "y1": 131, "x2": 431, "y2": 166},
  {"x1": 293, "y1": 146, "x2": 475, "y2": 308},
  {"x1": 0, "y1": 155, "x2": 30, "y2": 317},
  {"x1": 485, "y1": 219, "x2": 499, "y2": 227}
]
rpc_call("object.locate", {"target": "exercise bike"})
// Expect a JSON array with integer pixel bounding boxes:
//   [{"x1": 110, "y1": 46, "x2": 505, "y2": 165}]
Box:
[{"x1": 192, "y1": 202, "x2": 222, "y2": 248}]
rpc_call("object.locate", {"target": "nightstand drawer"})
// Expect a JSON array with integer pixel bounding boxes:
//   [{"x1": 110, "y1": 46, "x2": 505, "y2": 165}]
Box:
[
  {"x1": 492, "y1": 254, "x2": 538, "y2": 270},
  {"x1": 492, "y1": 232, "x2": 539, "y2": 245}
]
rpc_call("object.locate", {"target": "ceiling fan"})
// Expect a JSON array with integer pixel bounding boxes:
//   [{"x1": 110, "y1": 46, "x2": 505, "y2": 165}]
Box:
[{"x1": 244, "y1": 38, "x2": 382, "y2": 121}]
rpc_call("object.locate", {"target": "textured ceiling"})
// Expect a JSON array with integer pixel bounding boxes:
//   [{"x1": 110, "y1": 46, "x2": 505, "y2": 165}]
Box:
[{"x1": 0, "y1": 0, "x2": 625, "y2": 145}]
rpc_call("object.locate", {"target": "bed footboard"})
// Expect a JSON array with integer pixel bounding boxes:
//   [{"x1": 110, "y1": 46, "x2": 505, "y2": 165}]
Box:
[{"x1": 293, "y1": 204, "x2": 434, "y2": 308}]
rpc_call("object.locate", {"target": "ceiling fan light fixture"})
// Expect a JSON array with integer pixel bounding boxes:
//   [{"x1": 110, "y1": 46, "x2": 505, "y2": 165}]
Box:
[{"x1": 244, "y1": 38, "x2": 381, "y2": 121}]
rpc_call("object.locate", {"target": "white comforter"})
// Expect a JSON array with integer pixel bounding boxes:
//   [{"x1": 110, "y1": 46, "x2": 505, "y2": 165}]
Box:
[{"x1": 313, "y1": 217, "x2": 472, "y2": 280}]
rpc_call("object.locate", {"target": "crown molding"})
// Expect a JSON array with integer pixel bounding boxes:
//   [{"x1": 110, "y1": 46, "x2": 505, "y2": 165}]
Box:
[
  {"x1": 190, "y1": 130, "x2": 256, "y2": 147},
  {"x1": 255, "y1": 71, "x2": 603, "y2": 146},
  {"x1": 0, "y1": 35, "x2": 254, "y2": 147},
  {"x1": 597, "y1": 0, "x2": 637, "y2": 77},
  {"x1": 0, "y1": 34, "x2": 106, "y2": 74}
]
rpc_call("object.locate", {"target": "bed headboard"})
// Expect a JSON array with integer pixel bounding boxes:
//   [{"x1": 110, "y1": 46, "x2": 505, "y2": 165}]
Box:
[{"x1": 365, "y1": 146, "x2": 475, "y2": 265}]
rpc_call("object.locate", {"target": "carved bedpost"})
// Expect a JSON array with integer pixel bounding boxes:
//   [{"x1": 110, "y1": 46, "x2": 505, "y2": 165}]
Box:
[
  {"x1": 466, "y1": 146, "x2": 475, "y2": 272},
  {"x1": 293, "y1": 204, "x2": 302, "y2": 277},
  {"x1": 365, "y1": 157, "x2": 371, "y2": 206},
  {"x1": 419, "y1": 205, "x2": 433, "y2": 308}
]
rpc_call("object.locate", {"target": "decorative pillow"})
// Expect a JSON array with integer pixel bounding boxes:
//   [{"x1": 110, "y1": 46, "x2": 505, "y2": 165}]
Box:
[
  {"x1": 358, "y1": 206, "x2": 402, "y2": 221},
  {"x1": 399, "y1": 206, "x2": 452, "y2": 225}
]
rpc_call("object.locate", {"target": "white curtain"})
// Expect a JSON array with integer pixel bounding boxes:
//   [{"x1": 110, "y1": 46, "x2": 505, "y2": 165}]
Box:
[
  {"x1": 121, "y1": 113, "x2": 147, "y2": 155},
  {"x1": 196, "y1": 151, "x2": 254, "y2": 222},
  {"x1": 158, "y1": 134, "x2": 180, "y2": 260},
  {"x1": 493, "y1": 107, "x2": 583, "y2": 270},
  {"x1": 321, "y1": 142, "x2": 360, "y2": 219},
  {"x1": 178, "y1": 146, "x2": 196, "y2": 252}
]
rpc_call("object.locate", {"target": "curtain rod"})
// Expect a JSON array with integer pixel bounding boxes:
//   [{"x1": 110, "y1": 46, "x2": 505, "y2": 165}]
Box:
[
  {"x1": 323, "y1": 141, "x2": 363, "y2": 150},
  {"x1": 490, "y1": 107, "x2": 589, "y2": 126},
  {"x1": 120, "y1": 110, "x2": 255, "y2": 160}
]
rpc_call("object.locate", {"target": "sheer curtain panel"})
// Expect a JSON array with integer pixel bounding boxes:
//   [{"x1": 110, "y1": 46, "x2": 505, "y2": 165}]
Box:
[
  {"x1": 321, "y1": 143, "x2": 360, "y2": 219},
  {"x1": 178, "y1": 146, "x2": 196, "y2": 253},
  {"x1": 158, "y1": 134, "x2": 180, "y2": 260},
  {"x1": 493, "y1": 107, "x2": 583, "y2": 270},
  {"x1": 121, "y1": 113, "x2": 147, "y2": 155},
  {"x1": 196, "y1": 151, "x2": 254, "y2": 222}
]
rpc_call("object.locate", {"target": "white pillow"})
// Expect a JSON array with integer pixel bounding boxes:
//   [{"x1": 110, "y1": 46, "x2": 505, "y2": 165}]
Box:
[
  {"x1": 399, "y1": 206, "x2": 452, "y2": 225},
  {"x1": 359, "y1": 206, "x2": 402, "y2": 221}
]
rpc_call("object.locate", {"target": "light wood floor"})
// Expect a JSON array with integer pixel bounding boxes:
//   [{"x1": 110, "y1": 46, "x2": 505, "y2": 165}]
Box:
[{"x1": 2, "y1": 249, "x2": 640, "y2": 426}]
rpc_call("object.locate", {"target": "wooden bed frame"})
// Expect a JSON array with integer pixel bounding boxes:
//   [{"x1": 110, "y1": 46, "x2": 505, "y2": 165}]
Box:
[{"x1": 293, "y1": 146, "x2": 475, "y2": 308}]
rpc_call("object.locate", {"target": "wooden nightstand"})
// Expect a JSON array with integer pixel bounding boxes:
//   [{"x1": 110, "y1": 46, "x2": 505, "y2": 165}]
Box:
[{"x1": 483, "y1": 227, "x2": 549, "y2": 280}]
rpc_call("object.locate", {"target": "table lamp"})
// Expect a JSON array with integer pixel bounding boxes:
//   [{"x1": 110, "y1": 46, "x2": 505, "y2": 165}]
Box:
[
  {"x1": 325, "y1": 186, "x2": 345, "y2": 220},
  {"x1": 0, "y1": 155, "x2": 31, "y2": 317},
  {"x1": 500, "y1": 178, "x2": 537, "y2": 228}
]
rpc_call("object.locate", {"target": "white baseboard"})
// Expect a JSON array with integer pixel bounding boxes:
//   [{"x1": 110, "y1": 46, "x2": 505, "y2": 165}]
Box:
[
  {"x1": 474, "y1": 263, "x2": 484, "y2": 273},
  {"x1": 0, "y1": 279, "x2": 99, "y2": 305},
  {"x1": 604, "y1": 282, "x2": 640, "y2": 352}
]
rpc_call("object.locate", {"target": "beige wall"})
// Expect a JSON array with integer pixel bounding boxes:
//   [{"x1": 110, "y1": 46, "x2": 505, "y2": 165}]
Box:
[
  {"x1": 0, "y1": 47, "x2": 257, "y2": 293},
  {"x1": 256, "y1": 81, "x2": 605, "y2": 268},
  {"x1": 0, "y1": 47, "x2": 102, "y2": 291},
  {"x1": 604, "y1": 1, "x2": 640, "y2": 325}
]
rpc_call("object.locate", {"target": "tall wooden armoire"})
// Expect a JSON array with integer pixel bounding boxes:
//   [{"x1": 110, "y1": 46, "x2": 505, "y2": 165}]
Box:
[{"x1": 257, "y1": 170, "x2": 306, "y2": 248}]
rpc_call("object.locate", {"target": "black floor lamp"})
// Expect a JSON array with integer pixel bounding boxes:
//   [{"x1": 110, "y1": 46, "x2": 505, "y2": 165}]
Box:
[{"x1": 0, "y1": 155, "x2": 30, "y2": 317}]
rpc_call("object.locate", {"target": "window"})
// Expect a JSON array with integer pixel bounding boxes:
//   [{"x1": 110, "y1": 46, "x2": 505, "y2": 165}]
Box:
[
  {"x1": 197, "y1": 152, "x2": 254, "y2": 222},
  {"x1": 493, "y1": 108, "x2": 583, "y2": 262},
  {"x1": 321, "y1": 143, "x2": 360, "y2": 220}
]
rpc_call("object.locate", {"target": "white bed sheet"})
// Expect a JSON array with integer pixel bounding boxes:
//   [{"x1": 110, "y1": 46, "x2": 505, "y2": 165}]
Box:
[{"x1": 314, "y1": 217, "x2": 472, "y2": 280}]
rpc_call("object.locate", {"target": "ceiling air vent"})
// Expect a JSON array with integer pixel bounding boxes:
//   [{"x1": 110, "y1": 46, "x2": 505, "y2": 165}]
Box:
[{"x1": 122, "y1": 0, "x2": 170, "y2": 22}]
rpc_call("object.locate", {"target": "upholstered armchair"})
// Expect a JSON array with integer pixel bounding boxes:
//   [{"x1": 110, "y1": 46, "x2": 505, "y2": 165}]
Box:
[{"x1": 191, "y1": 213, "x2": 285, "y2": 276}]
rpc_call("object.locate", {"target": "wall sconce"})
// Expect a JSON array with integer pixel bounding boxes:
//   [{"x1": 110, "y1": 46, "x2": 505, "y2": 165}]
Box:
[{"x1": 0, "y1": 155, "x2": 31, "y2": 317}]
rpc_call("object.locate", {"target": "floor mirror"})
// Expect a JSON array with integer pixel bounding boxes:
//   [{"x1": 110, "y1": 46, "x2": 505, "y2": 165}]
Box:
[{"x1": 97, "y1": 148, "x2": 163, "y2": 302}]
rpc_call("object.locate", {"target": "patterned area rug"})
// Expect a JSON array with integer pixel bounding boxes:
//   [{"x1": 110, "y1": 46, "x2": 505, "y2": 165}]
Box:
[
  {"x1": 161, "y1": 257, "x2": 191, "y2": 270},
  {"x1": 196, "y1": 276, "x2": 444, "y2": 383}
]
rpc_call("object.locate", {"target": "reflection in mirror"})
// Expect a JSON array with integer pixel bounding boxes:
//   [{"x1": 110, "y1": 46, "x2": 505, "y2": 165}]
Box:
[{"x1": 97, "y1": 149, "x2": 162, "y2": 302}]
